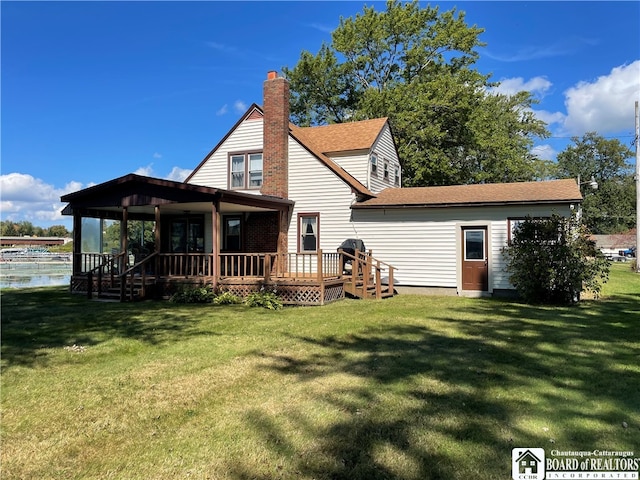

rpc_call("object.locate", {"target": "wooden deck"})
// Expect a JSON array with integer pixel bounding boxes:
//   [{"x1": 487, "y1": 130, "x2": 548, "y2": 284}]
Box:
[{"x1": 71, "y1": 250, "x2": 395, "y2": 305}]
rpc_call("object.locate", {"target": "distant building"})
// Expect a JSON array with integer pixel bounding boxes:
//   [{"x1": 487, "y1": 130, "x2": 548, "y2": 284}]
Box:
[
  {"x1": 591, "y1": 231, "x2": 636, "y2": 259},
  {"x1": 0, "y1": 236, "x2": 72, "y2": 247}
]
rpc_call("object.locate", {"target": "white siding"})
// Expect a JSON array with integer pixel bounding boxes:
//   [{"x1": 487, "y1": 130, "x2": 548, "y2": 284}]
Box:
[
  {"x1": 369, "y1": 125, "x2": 401, "y2": 192},
  {"x1": 187, "y1": 119, "x2": 263, "y2": 192},
  {"x1": 288, "y1": 139, "x2": 357, "y2": 254},
  {"x1": 351, "y1": 203, "x2": 575, "y2": 291},
  {"x1": 330, "y1": 152, "x2": 369, "y2": 189}
]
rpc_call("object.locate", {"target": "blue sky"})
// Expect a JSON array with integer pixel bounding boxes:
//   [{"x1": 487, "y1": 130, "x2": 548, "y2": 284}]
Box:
[{"x1": 2, "y1": 1, "x2": 639, "y2": 229}]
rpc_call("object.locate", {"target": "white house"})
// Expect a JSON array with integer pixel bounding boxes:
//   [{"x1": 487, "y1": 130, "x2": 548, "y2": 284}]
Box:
[
  {"x1": 61, "y1": 71, "x2": 582, "y2": 302},
  {"x1": 185, "y1": 71, "x2": 581, "y2": 296}
]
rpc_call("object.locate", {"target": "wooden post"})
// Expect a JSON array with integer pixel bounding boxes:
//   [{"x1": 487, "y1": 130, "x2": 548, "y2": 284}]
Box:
[
  {"x1": 375, "y1": 260, "x2": 382, "y2": 299},
  {"x1": 154, "y1": 205, "x2": 161, "y2": 279},
  {"x1": 211, "y1": 201, "x2": 219, "y2": 288},
  {"x1": 72, "y1": 213, "x2": 82, "y2": 276},
  {"x1": 317, "y1": 249, "x2": 323, "y2": 282},
  {"x1": 264, "y1": 254, "x2": 272, "y2": 283}
]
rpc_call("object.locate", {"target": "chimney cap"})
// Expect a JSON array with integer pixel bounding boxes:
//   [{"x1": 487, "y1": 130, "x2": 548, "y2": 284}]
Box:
[{"x1": 267, "y1": 70, "x2": 278, "y2": 80}]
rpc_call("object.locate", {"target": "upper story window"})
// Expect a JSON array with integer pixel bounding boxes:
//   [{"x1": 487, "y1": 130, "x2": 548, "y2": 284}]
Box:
[
  {"x1": 229, "y1": 152, "x2": 262, "y2": 190},
  {"x1": 394, "y1": 166, "x2": 400, "y2": 186},
  {"x1": 370, "y1": 154, "x2": 378, "y2": 176},
  {"x1": 383, "y1": 161, "x2": 389, "y2": 180}
]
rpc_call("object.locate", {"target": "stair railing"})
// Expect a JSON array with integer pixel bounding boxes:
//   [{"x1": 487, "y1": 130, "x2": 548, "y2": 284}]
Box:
[
  {"x1": 86, "y1": 252, "x2": 125, "y2": 299},
  {"x1": 119, "y1": 252, "x2": 158, "y2": 302},
  {"x1": 339, "y1": 249, "x2": 396, "y2": 299}
]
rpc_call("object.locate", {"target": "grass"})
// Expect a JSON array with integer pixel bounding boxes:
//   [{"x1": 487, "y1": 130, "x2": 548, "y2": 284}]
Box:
[{"x1": 1, "y1": 263, "x2": 639, "y2": 479}]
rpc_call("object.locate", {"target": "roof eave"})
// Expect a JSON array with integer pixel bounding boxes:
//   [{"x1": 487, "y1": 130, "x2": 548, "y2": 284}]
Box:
[{"x1": 352, "y1": 198, "x2": 583, "y2": 209}]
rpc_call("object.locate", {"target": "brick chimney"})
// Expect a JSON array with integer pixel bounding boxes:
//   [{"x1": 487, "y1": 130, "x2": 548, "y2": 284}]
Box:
[{"x1": 261, "y1": 70, "x2": 289, "y2": 199}]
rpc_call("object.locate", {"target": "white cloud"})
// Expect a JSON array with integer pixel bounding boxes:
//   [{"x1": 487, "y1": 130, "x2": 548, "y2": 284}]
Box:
[
  {"x1": 134, "y1": 164, "x2": 154, "y2": 177},
  {"x1": 234, "y1": 100, "x2": 247, "y2": 113},
  {"x1": 533, "y1": 109, "x2": 566, "y2": 127},
  {"x1": 216, "y1": 104, "x2": 228, "y2": 116},
  {"x1": 0, "y1": 173, "x2": 87, "y2": 226},
  {"x1": 562, "y1": 60, "x2": 640, "y2": 135},
  {"x1": 166, "y1": 167, "x2": 192, "y2": 182},
  {"x1": 153, "y1": 152, "x2": 162, "y2": 159},
  {"x1": 493, "y1": 76, "x2": 553, "y2": 97},
  {"x1": 530, "y1": 144, "x2": 558, "y2": 161}
]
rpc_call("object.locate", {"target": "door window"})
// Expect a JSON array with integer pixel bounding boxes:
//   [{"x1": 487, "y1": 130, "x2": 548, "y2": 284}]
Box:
[
  {"x1": 170, "y1": 218, "x2": 204, "y2": 253},
  {"x1": 464, "y1": 229, "x2": 485, "y2": 260}
]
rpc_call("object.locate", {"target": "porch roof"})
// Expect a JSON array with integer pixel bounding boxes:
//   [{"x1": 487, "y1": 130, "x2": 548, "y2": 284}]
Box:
[{"x1": 60, "y1": 173, "x2": 293, "y2": 219}]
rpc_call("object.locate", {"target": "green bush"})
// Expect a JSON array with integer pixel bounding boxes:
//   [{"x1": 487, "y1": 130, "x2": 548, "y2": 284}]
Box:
[
  {"x1": 212, "y1": 291, "x2": 242, "y2": 305},
  {"x1": 169, "y1": 285, "x2": 215, "y2": 304},
  {"x1": 503, "y1": 214, "x2": 609, "y2": 305},
  {"x1": 245, "y1": 287, "x2": 283, "y2": 310}
]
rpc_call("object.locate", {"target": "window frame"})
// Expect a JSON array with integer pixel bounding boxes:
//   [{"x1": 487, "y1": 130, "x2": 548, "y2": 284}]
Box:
[
  {"x1": 394, "y1": 165, "x2": 400, "y2": 186},
  {"x1": 370, "y1": 153, "x2": 378, "y2": 176},
  {"x1": 297, "y1": 213, "x2": 320, "y2": 253},
  {"x1": 383, "y1": 161, "x2": 390, "y2": 180},
  {"x1": 222, "y1": 215, "x2": 243, "y2": 252},
  {"x1": 228, "y1": 151, "x2": 262, "y2": 190}
]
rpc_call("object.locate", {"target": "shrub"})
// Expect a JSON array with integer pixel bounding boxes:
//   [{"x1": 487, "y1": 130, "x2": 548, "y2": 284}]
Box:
[
  {"x1": 503, "y1": 214, "x2": 609, "y2": 305},
  {"x1": 169, "y1": 285, "x2": 215, "y2": 304},
  {"x1": 245, "y1": 287, "x2": 283, "y2": 310},
  {"x1": 212, "y1": 291, "x2": 242, "y2": 305}
]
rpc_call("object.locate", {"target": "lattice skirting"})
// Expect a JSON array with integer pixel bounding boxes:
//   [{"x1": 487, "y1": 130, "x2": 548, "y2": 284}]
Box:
[{"x1": 219, "y1": 280, "x2": 345, "y2": 306}]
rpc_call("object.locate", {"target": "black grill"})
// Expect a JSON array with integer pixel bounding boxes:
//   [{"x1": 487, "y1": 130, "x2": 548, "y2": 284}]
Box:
[{"x1": 337, "y1": 238, "x2": 366, "y2": 256}]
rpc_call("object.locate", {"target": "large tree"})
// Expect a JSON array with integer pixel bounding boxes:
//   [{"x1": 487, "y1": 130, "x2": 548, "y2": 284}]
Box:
[
  {"x1": 283, "y1": 0, "x2": 550, "y2": 186},
  {"x1": 556, "y1": 132, "x2": 635, "y2": 234}
]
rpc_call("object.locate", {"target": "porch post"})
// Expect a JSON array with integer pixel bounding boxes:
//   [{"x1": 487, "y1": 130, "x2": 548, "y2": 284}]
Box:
[
  {"x1": 72, "y1": 212, "x2": 82, "y2": 275},
  {"x1": 277, "y1": 207, "x2": 289, "y2": 273},
  {"x1": 211, "y1": 201, "x2": 219, "y2": 288},
  {"x1": 154, "y1": 205, "x2": 161, "y2": 277},
  {"x1": 120, "y1": 207, "x2": 128, "y2": 272}
]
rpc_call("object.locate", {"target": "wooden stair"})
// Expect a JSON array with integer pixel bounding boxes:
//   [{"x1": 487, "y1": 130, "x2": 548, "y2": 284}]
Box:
[
  {"x1": 340, "y1": 250, "x2": 397, "y2": 300},
  {"x1": 90, "y1": 276, "x2": 155, "y2": 302}
]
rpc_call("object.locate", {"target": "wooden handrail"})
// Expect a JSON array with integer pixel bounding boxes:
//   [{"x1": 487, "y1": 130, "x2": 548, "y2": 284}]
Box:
[
  {"x1": 339, "y1": 249, "x2": 396, "y2": 299},
  {"x1": 85, "y1": 252, "x2": 125, "y2": 299},
  {"x1": 119, "y1": 252, "x2": 158, "y2": 302}
]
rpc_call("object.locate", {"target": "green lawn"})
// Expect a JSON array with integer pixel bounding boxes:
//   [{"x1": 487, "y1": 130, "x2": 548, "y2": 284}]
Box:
[{"x1": 2, "y1": 264, "x2": 639, "y2": 479}]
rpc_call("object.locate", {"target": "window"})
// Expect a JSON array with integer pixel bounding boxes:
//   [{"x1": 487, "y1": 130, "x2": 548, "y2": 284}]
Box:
[
  {"x1": 249, "y1": 153, "x2": 263, "y2": 187},
  {"x1": 223, "y1": 216, "x2": 242, "y2": 251},
  {"x1": 394, "y1": 166, "x2": 400, "y2": 186},
  {"x1": 383, "y1": 161, "x2": 389, "y2": 180},
  {"x1": 508, "y1": 218, "x2": 526, "y2": 243},
  {"x1": 370, "y1": 154, "x2": 378, "y2": 175},
  {"x1": 229, "y1": 152, "x2": 262, "y2": 189},
  {"x1": 298, "y1": 213, "x2": 319, "y2": 252}
]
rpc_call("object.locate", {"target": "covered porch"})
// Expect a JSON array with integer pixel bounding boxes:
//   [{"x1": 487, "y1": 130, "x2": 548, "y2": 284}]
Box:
[{"x1": 61, "y1": 174, "x2": 394, "y2": 305}]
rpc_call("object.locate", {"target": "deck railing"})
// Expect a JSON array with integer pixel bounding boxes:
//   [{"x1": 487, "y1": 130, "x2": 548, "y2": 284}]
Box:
[{"x1": 219, "y1": 251, "x2": 342, "y2": 281}]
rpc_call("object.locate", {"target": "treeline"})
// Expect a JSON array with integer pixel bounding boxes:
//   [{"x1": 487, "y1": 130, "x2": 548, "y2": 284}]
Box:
[{"x1": 0, "y1": 221, "x2": 70, "y2": 238}]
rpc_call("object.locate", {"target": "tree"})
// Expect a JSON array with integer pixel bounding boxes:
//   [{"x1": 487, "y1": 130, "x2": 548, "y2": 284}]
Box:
[
  {"x1": 503, "y1": 214, "x2": 609, "y2": 305},
  {"x1": 46, "y1": 225, "x2": 70, "y2": 237},
  {"x1": 283, "y1": 0, "x2": 550, "y2": 186},
  {"x1": 556, "y1": 132, "x2": 635, "y2": 234}
]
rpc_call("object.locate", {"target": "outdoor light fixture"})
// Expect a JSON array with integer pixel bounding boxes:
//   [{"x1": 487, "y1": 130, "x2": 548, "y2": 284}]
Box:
[{"x1": 577, "y1": 175, "x2": 598, "y2": 190}]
